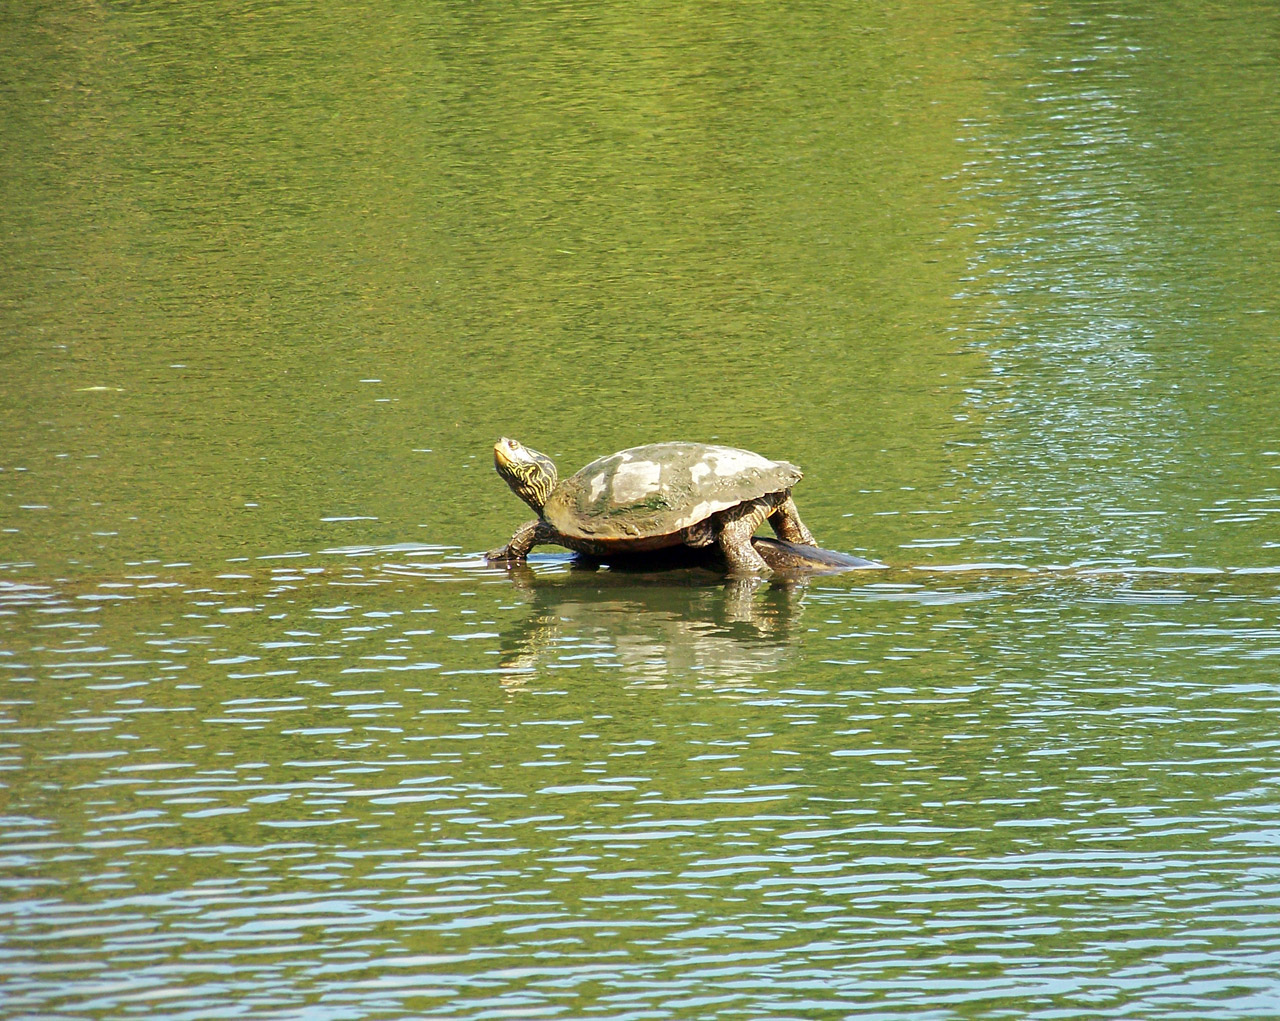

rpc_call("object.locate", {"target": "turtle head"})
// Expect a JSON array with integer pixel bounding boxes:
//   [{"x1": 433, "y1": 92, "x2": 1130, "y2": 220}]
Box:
[{"x1": 493, "y1": 437, "x2": 558, "y2": 513}]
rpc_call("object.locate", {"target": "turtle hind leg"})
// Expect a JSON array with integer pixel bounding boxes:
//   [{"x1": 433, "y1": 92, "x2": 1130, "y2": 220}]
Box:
[
  {"x1": 486, "y1": 519, "x2": 551, "y2": 562},
  {"x1": 768, "y1": 493, "x2": 816, "y2": 545},
  {"x1": 715, "y1": 498, "x2": 774, "y2": 575}
]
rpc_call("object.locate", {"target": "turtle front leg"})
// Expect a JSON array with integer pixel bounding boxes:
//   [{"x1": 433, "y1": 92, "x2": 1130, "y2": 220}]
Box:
[
  {"x1": 715, "y1": 498, "x2": 774, "y2": 576},
  {"x1": 486, "y1": 519, "x2": 554, "y2": 563},
  {"x1": 768, "y1": 493, "x2": 816, "y2": 545}
]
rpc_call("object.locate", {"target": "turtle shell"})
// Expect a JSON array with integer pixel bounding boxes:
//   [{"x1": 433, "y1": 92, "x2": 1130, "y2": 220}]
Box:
[{"x1": 543, "y1": 442, "x2": 802, "y2": 541}]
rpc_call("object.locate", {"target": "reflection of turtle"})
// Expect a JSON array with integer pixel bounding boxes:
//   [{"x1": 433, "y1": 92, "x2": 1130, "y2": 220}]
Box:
[
  {"x1": 493, "y1": 562, "x2": 808, "y2": 687},
  {"x1": 486, "y1": 438, "x2": 818, "y2": 575}
]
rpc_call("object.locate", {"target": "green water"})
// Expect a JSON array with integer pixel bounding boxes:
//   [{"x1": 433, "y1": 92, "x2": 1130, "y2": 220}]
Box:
[{"x1": 3, "y1": 1, "x2": 1279, "y2": 1018}]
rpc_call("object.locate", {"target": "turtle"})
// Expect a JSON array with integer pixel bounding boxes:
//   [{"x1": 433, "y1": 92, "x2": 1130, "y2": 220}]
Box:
[{"x1": 485, "y1": 437, "x2": 818, "y2": 575}]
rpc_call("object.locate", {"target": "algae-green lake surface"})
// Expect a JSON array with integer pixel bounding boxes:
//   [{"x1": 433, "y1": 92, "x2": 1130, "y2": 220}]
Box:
[{"x1": 3, "y1": 2, "x2": 1280, "y2": 1018}]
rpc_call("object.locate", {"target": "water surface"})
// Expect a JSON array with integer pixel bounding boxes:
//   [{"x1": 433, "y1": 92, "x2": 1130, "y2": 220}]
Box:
[{"x1": 3, "y1": 1, "x2": 1280, "y2": 1018}]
